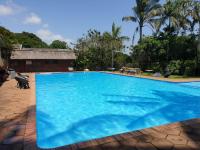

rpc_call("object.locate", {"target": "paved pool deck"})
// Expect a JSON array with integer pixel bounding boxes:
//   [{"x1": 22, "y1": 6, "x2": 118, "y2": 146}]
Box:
[
  {"x1": 0, "y1": 73, "x2": 200, "y2": 150},
  {"x1": 104, "y1": 71, "x2": 200, "y2": 83}
]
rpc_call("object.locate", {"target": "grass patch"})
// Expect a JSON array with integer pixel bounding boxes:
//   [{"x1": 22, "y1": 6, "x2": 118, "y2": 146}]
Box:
[
  {"x1": 168, "y1": 75, "x2": 187, "y2": 79},
  {"x1": 141, "y1": 72, "x2": 154, "y2": 76}
]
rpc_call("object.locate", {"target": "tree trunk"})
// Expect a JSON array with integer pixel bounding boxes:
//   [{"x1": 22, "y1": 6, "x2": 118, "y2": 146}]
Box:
[
  {"x1": 197, "y1": 22, "x2": 200, "y2": 63},
  {"x1": 169, "y1": 17, "x2": 171, "y2": 28},
  {"x1": 199, "y1": 22, "x2": 200, "y2": 40},
  {"x1": 139, "y1": 25, "x2": 143, "y2": 43}
]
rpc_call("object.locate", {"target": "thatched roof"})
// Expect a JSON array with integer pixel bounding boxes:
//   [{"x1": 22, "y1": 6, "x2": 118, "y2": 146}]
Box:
[{"x1": 10, "y1": 48, "x2": 76, "y2": 60}]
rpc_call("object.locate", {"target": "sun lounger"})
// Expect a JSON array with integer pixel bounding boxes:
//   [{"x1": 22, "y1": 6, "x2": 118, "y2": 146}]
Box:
[
  {"x1": 126, "y1": 68, "x2": 141, "y2": 75},
  {"x1": 128, "y1": 69, "x2": 137, "y2": 74},
  {"x1": 108, "y1": 68, "x2": 115, "y2": 71},
  {"x1": 15, "y1": 76, "x2": 30, "y2": 89},
  {"x1": 18, "y1": 73, "x2": 29, "y2": 79},
  {"x1": 119, "y1": 67, "x2": 126, "y2": 73}
]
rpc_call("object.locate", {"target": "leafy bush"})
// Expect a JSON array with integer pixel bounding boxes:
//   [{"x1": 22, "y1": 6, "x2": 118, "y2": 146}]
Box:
[
  {"x1": 183, "y1": 60, "x2": 196, "y2": 76},
  {"x1": 168, "y1": 60, "x2": 182, "y2": 75},
  {"x1": 50, "y1": 40, "x2": 68, "y2": 49},
  {"x1": 131, "y1": 35, "x2": 199, "y2": 76}
]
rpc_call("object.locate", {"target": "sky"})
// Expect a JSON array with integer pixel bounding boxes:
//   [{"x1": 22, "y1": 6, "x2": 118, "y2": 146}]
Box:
[{"x1": 0, "y1": 0, "x2": 159, "y2": 48}]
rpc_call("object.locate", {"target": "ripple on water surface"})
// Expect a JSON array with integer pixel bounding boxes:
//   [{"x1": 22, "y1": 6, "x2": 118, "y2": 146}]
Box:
[{"x1": 36, "y1": 72, "x2": 200, "y2": 148}]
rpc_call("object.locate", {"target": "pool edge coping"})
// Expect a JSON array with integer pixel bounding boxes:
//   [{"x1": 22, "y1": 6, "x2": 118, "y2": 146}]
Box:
[{"x1": 101, "y1": 71, "x2": 200, "y2": 83}]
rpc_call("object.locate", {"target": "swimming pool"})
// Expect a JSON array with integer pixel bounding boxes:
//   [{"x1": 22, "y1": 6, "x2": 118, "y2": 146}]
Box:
[{"x1": 36, "y1": 72, "x2": 200, "y2": 148}]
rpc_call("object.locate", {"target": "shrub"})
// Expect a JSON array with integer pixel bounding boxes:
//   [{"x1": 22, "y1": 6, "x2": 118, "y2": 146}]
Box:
[
  {"x1": 168, "y1": 60, "x2": 182, "y2": 75},
  {"x1": 183, "y1": 60, "x2": 196, "y2": 76}
]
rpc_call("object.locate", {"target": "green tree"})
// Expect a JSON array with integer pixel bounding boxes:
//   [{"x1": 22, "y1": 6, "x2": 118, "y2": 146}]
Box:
[
  {"x1": 115, "y1": 53, "x2": 131, "y2": 68},
  {"x1": 103, "y1": 23, "x2": 129, "y2": 67},
  {"x1": 0, "y1": 27, "x2": 15, "y2": 67},
  {"x1": 190, "y1": 0, "x2": 200, "y2": 73},
  {"x1": 50, "y1": 40, "x2": 68, "y2": 49},
  {"x1": 104, "y1": 23, "x2": 129, "y2": 50},
  {"x1": 0, "y1": 26, "x2": 17, "y2": 47},
  {"x1": 122, "y1": 0, "x2": 161, "y2": 43},
  {"x1": 188, "y1": 0, "x2": 200, "y2": 34},
  {"x1": 15, "y1": 32, "x2": 48, "y2": 48},
  {"x1": 74, "y1": 24, "x2": 128, "y2": 70},
  {"x1": 131, "y1": 36, "x2": 168, "y2": 71},
  {"x1": 153, "y1": 0, "x2": 191, "y2": 35}
]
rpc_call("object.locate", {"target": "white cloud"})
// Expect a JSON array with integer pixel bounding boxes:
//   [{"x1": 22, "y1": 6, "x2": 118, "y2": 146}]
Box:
[
  {"x1": 36, "y1": 29, "x2": 72, "y2": 44},
  {"x1": 0, "y1": 1, "x2": 25, "y2": 16},
  {"x1": 24, "y1": 13, "x2": 42, "y2": 25},
  {"x1": 0, "y1": 5, "x2": 13, "y2": 16}
]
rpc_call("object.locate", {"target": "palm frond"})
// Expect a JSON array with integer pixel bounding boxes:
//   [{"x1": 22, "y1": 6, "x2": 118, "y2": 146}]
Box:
[
  {"x1": 145, "y1": 3, "x2": 161, "y2": 13},
  {"x1": 122, "y1": 16, "x2": 137, "y2": 22},
  {"x1": 119, "y1": 36, "x2": 129, "y2": 41},
  {"x1": 149, "y1": 18, "x2": 162, "y2": 34}
]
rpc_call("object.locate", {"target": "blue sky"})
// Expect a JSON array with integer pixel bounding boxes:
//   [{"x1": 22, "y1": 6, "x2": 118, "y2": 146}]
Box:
[{"x1": 0, "y1": 0, "x2": 160, "y2": 47}]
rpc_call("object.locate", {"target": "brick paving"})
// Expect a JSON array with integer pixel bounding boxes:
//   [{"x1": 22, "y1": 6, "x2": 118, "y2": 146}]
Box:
[
  {"x1": 0, "y1": 74, "x2": 35, "y2": 150},
  {"x1": 0, "y1": 73, "x2": 200, "y2": 150}
]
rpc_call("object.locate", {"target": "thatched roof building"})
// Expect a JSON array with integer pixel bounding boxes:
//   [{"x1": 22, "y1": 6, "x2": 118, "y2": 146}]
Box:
[
  {"x1": 11, "y1": 48, "x2": 76, "y2": 60},
  {"x1": 9, "y1": 48, "x2": 76, "y2": 72}
]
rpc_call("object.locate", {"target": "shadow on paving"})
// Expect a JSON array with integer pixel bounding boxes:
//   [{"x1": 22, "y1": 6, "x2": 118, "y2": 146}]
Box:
[
  {"x1": 0, "y1": 79, "x2": 9, "y2": 87},
  {"x1": 0, "y1": 105, "x2": 36, "y2": 150}
]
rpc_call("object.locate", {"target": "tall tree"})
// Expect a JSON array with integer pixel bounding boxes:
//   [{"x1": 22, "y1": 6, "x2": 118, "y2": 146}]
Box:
[
  {"x1": 104, "y1": 23, "x2": 129, "y2": 51},
  {"x1": 0, "y1": 27, "x2": 14, "y2": 68},
  {"x1": 189, "y1": 0, "x2": 200, "y2": 35},
  {"x1": 75, "y1": 24, "x2": 128, "y2": 70},
  {"x1": 103, "y1": 23, "x2": 129, "y2": 67},
  {"x1": 153, "y1": 0, "x2": 191, "y2": 35},
  {"x1": 50, "y1": 40, "x2": 68, "y2": 49},
  {"x1": 122, "y1": 0, "x2": 161, "y2": 43},
  {"x1": 190, "y1": 0, "x2": 200, "y2": 72}
]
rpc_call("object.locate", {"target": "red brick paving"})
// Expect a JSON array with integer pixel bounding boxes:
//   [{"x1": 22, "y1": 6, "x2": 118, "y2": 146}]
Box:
[{"x1": 0, "y1": 74, "x2": 200, "y2": 150}]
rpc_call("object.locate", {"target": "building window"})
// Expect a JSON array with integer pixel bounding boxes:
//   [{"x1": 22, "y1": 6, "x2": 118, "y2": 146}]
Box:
[{"x1": 26, "y1": 60, "x2": 32, "y2": 65}]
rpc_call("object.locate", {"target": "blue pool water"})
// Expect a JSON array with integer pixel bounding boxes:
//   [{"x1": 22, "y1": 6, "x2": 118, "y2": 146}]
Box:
[
  {"x1": 36, "y1": 72, "x2": 200, "y2": 148},
  {"x1": 178, "y1": 81, "x2": 200, "y2": 89}
]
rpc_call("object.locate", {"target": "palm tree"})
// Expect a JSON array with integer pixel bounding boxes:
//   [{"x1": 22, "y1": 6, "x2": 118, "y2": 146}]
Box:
[
  {"x1": 190, "y1": 0, "x2": 200, "y2": 38},
  {"x1": 149, "y1": 18, "x2": 162, "y2": 36},
  {"x1": 103, "y1": 23, "x2": 129, "y2": 51},
  {"x1": 104, "y1": 23, "x2": 129, "y2": 67},
  {"x1": 152, "y1": 0, "x2": 191, "y2": 35},
  {"x1": 190, "y1": 0, "x2": 200, "y2": 69},
  {"x1": 111, "y1": 23, "x2": 128, "y2": 47},
  {"x1": 178, "y1": 0, "x2": 192, "y2": 33},
  {"x1": 122, "y1": 0, "x2": 161, "y2": 43}
]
